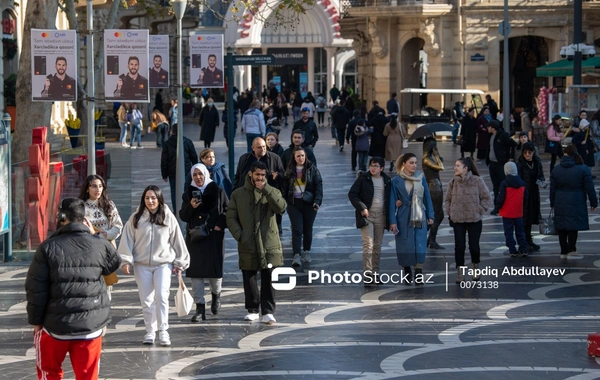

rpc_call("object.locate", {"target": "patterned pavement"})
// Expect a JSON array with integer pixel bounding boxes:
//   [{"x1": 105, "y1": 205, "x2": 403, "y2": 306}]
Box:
[{"x1": 2, "y1": 119, "x2": 600, "y2": 379}]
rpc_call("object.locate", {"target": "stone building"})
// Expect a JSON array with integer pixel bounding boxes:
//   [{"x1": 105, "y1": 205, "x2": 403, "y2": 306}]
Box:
[{"x1": 339, "y1": 0, "x2": 600, "y2": 114}]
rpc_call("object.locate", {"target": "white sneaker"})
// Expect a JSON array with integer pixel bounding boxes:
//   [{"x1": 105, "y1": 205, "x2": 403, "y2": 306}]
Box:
[
  {"x1": 122, "y1": 143, "x2": 130, "y2": 148},
  {"x1": 158, "y1": 330, "x2": 171, "y2": 346},
  {"x1": 138, "y1": 146, "x2": 144, "y2": 149},
  {"x1": 130, "y1": 146, "x2": 137, "y2": 149},
  {"x1": 143, "y1": 332, "x2": 155, "y2": 345},
  {"x1": 567, "y1": 252, "x2": 583, "y2": 259},
  {"x1": 262, "y1": 313, "x2": 276, "y2": 325},
  {"x1": 244, "y1": 312, "x2": 259, "y2": 321},
  {"x1": 302, "y1": 251, "x2": 312, "y2": 263},
  {"x1": 292, "y1": 254, "x2": 301, "y2": 267}
]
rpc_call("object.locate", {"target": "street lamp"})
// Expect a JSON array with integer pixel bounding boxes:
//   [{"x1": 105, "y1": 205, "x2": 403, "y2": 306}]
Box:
[
  {"x1": 87, "y1": 0, "x2": 96, "y2": 175},
  {"x1": 173, "y1": 0, "x2": 187, "y2": 222}
]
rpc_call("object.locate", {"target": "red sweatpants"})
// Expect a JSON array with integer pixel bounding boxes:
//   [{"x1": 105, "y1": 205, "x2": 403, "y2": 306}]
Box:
[{"x1": 35, "y1": 329, "x2": 103, "y2": 380}]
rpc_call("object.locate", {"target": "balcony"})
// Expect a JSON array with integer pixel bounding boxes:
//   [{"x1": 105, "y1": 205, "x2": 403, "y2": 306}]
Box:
[{"x1": 341, "y1": 0, "x2": 450, "y2": 7}]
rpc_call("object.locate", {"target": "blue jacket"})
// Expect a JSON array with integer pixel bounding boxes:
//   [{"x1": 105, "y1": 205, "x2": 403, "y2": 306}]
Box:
[{"x1": 550, "y1": 155, "x2": 598, "y2": 231}]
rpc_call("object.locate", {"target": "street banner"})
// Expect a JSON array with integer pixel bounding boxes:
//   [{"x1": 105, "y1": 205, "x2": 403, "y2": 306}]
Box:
[
  {"x1": 104, "y1": 29, "x2": 150, "y2": 102},
  {"x1": 0, "y1": 119, "x2": 8, "y2": 233},
  {"x1": 190, "y1": 34, "x2": 224, "y2": 88},
  {"x1": 299, "y1": 72, "x2": 308, "y2": 99},
  {"x1": 31, "y1": 29, "x2": 77, "y2": 102},
  {"x1": 149, "y1": 35, "x2": 169, "y2": 88}
]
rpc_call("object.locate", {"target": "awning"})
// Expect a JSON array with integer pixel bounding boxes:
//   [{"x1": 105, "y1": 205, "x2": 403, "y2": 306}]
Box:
[{"x1": 536, "y1": 57, "x2": 600, "y2": 77}]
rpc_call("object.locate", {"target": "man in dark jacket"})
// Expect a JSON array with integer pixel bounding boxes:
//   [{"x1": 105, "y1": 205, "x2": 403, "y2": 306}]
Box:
[
  {"x1": 386, "y1": 93, "x2": 400, "y2": 116},
  {"x1": 161, "y1": 124, "x2": 199, "y2": 210},
  {"x1": 233, "y1": 137, "x2": 285, "y2": 190},
  {"x1": 227, "y1": 161, "x2": 287, "y2": 325},
  {"x1": 348, "y1": 156, "x2": 391, "y2": 285},
  {"x1": 332, "y1": 100, "x2": 351, "y2": 152},
  {"x1": 368, "y1": 100, "x2": 382, "y2": 123},
  {"x1": 282, "y1": 129, "x2": 317, "y2": 169},
  {"x1": 346, "y1": 110, "x2": 363, "y2": 171},
  {"x1": 293, "y1": 108, "x2": 319, "y2": 148},
  {"x1": 25, "y1": 198, "x2": 121, "y2": 380},
  {"x1": 486, "y1": 120, "x2": 517, "y2": 214}
]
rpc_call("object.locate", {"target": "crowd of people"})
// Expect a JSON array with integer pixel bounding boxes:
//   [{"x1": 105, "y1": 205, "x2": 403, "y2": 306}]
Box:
[{"x1": 24, "y1": 86, "x2": 600, "y2": 377}]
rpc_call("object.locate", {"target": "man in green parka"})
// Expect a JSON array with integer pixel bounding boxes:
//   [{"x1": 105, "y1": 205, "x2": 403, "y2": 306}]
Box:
[{"x1": 226, "y1": 161, "x2": 287, "y2": 325}]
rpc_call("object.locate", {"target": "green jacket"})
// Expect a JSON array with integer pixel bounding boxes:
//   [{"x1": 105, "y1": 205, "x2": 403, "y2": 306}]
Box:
[{"x1": 226, "y1": 175, "x2": 287, "y2": 270}]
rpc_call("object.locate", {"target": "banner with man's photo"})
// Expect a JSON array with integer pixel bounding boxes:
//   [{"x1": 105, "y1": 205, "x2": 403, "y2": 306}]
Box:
[
  {"x1": 104, "y1": 29, "x2": 150, "y2": 102},
  {"x1": 31, "y1": 29, "x2": 77, "y2": 102},
  {"x1": 190, "y1": 34, "x2": 224, "y2": 89},
  {"x1": 149, "y1": 35, "x2": 169, "y2": 88}
]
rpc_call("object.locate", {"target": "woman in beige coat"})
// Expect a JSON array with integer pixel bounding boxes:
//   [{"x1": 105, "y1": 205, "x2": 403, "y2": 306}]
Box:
[
  {"x1": 383, "y1": 118, "x2": 406, "y2": 172},
  {"x1": 443, "y1": 157, "x2": 492, "y2": 284}
]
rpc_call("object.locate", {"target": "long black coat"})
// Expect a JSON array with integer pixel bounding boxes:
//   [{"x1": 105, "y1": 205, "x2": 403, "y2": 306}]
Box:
[
  {"x1": 179, "y1": 182, "x2": 228, "y2": 278},
  {"x1": 460, "y1": 115, "x2": 477, "y2": 153},
  {"x1": 368, "y1": 114, "x2": 389, "y2": 158},
  {"x1": 517, "y1": 155, "x2": 544, "y2": 226},
  {"x1": 199, "y1": 105, "x2": 220, "y2": 144},
  {"x1": 550, "y1": 155, "x2": 598, "y2": 231}
]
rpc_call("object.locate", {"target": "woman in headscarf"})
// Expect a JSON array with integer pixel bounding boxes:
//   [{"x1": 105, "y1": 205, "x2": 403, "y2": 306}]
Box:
[
  {"x1": 179, "y1": 163, "x2": 229, "y2": 322},
  {"x1": 389, "y1": 153, "x2": 434, "y2": 286}
]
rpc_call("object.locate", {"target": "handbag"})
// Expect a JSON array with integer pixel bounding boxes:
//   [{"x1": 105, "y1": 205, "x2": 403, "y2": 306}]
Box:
[
  {"x1": 545, "y1": 139, "x2": 558, "y2": 154},
  {"x1": 400, "y1": 126, "x2": 409, "y2": 149},
  {"x1": 189, "y1": 224, "x2": 209, "y2": 242},
  {"x1": 539, "y1": 209, "x2": 557, "y2": 235},
  {"x1": 302, "y1": 190, "x2": 314, "y2": 203},
  {"x1": 174, "y1": 274, "x2": 194, "y2": 317},
  {"x1": 103, "y1": 271, "x2": 119, "y2": 286}
]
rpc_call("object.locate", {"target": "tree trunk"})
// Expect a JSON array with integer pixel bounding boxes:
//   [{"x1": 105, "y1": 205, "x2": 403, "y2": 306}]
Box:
[{"x1": 12, "y1": 0, "x2": 58, "y2": 163}]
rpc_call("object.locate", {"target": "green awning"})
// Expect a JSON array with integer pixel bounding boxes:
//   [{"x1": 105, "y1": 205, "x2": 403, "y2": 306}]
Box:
[{"x1": 536, "y1": 57, "x2": 600, "y2": 77}]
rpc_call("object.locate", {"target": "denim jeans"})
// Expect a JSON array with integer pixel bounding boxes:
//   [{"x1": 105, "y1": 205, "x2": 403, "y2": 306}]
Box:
[
  {"x1": 130, "y1": 123, "x2": 141, "y2": 147},
  {"x1": 357, "y1": 151, "x2": 369, "y2": 171},
  {"x1": 156, "y1": 123, "x2": 169, "y2": 147},
  {"x1": 502, "y1": 217, "x2": 528, "y2": 253},
  {"x1": 119, "y1": 122, "x2": 128, "y2": 144}
]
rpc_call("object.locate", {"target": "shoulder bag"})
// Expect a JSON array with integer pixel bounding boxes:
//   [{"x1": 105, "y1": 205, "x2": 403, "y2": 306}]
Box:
[
  {"x1": 400, "y1": 125, "x2": 409, "y2": 149},
  {"x1": 539, "y1": 209, "x2": 557, "y2": 235}
]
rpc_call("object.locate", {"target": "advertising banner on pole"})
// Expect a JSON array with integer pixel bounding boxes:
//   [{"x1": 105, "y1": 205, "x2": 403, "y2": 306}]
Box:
[
  {"x1": 299, "y1": 72, "x2": 308, "y2": 99},
  {"x1": 31, "y1": 29, "x2": 77, "y2": 102},
  {"x1": 0, "y1": 120, "x2": 8, "y2": 233},
  {"x1": 190, "y1": 34, "x2": 224, "y2": 88},
  {"x1": 104, "y1": 29, "x2": 150, "y2": 102},
  {"x1": 149, "y1": 35, "x2": 169, "y2": 88}
]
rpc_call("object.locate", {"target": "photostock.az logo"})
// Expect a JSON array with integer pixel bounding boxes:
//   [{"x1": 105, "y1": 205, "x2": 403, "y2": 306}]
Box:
[{"x1": 269, "y1": 264, "x2": 296, "y2": 290}]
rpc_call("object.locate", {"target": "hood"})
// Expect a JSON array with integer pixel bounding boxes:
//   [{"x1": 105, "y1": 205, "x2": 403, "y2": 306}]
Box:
[
  {"x1": 559, "y1": 155, "x2": 577, "y2": 169},
  {"x1": 504, "y1": 174, "x2": 526, "y2": 188}
]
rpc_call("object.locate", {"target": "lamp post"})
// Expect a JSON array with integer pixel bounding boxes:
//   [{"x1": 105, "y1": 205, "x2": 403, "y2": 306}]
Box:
[
  {"x1": 87, "y1": 0, "x2": 96, "y2": 175},
  {"x1": 2, "y1": 112, "x2": 11, "y2": 262},
  {"x1": 502, "y1": 0, "x2": 510, "y2": 133},
  {"x1": 574, "y1": 0, "x2": 583, "y2": 85},
  {"x1": 173, "y1": 0, "x2": 187, "y2": 222}
]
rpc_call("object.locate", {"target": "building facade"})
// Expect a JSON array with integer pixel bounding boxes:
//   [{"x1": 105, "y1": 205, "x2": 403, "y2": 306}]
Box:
[{"x1": 339, "y1": 0, "x2": 600, "y2": 114}]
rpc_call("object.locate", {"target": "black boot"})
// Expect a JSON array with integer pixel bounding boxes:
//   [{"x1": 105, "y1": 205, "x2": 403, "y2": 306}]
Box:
[
  {"x1": 414, "y1": 268, "x2": 423, "y2": 286},
  {"x1": 191, "y1": 303, "x2": 206, "y2": 322},
  {"x1": 403, "y1": 266, "x2": 412, "y2": 285},
  {"x1": 211, "y1": 292, "x2": 221, "y2": 315}
]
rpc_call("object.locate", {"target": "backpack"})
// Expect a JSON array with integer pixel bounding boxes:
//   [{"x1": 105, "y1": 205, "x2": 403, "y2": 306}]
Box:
[{"x1": 318, "y1": 99, "x2": 326, "y2": 108}]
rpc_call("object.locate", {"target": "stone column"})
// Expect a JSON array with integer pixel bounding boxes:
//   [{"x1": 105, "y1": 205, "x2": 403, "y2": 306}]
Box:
[
  {"x1": 325, "y1": 47, "x2": 337, "y2": 99},
  {"x1": 239, "y1": 48, "x2": 253, "y2": 91},
  {"x1": 307, "y1": 47, "x2": 315, "y2": 93},
  {"x1": 234, "y1": 66, "x2": 244, "y2": 91}
]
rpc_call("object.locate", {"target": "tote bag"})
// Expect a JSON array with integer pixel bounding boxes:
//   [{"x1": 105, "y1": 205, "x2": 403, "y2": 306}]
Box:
[
  {"x1": 400, "y1": 126, "x2": 409, "y2": 149},
  {"x1": 175, "y1": 274, "x2": 194, "y2": 317},
  {"x1": 539, "y1": 209, "x2": 557, "y2": 236}
]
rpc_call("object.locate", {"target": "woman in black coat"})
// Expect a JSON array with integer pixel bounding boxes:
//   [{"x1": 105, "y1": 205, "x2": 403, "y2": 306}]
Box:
[
  {"x1": 368, "y1": 111, "x2": 389, "y2": 158},
  {"x1": 179, "y1": 163, "x2": 228, "y2": 322},
  {"x1": 516, "y1": 142, "x2": 545, "y2": 251},
  {"x1": 460, "y1": 107, "x2": 477, "y2": 158},
  {"x1": 283, "y1": 146, "x2": 323, "y2": 267},
  {"x1": 199, "y1": 98, "x2": 219, "y2": 148},
  {"x1": 550, "y1": 144, "x2": 598, "y2": 257}
]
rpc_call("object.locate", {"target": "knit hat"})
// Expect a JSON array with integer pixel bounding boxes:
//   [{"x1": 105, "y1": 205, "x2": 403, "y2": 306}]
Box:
[{"x1": 504, "y1": 161, "x2": 518, "y2": 176}]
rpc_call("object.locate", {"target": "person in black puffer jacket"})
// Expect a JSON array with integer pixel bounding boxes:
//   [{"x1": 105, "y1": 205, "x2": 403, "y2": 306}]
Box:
[
  {"x1": 283, "y1": 146, "x2": 323, "y2": 267},
  {"x1": 25, "y1": 198, "x2": 121, "y2": 379},
  {"x1": 550, "y1": 144, "x2": 598, "y2": 257},
  {"x1": 516, "y1": 142, "x2": 545, "y2": 251}
]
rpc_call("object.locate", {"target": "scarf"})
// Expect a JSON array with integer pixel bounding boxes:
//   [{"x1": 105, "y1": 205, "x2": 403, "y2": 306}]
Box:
[
  {"x1": 190, "y1": 163, "x2": 213, "y2": 193},
  {"x1": 399, "y1": 169, "x2": 425, "y2": 228}
]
